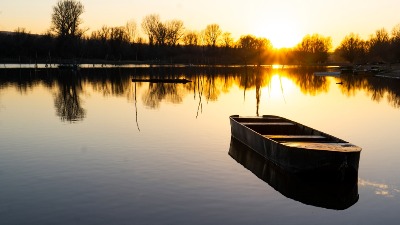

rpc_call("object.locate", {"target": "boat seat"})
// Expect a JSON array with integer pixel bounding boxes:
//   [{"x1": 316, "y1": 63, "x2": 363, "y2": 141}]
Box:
[
  {"x1": 241, "y1": 122, "x2": 294, "y2": 126},
  {"x1": 265, "y1": 135, "x2": 328, "y2": 142},
  {"x1": 281, "y1": 142, "x2": 362, "y2": 152}
]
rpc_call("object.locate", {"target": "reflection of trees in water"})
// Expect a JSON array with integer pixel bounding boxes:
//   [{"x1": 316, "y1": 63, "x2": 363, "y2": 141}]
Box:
[
  {"x1": 339, "y1": 75, "x2": 400, "y2": 108},
  {"x1": 0, "y1": 69, "x2": 53, "y2": 94},
  {"x1": 53, "y1": 72, "x2": 86, "y2": 122},
  {"x1": 192, "y1": 75, "x2": 204, "y2": 118},
  {"x1": 365, "y1": 77, "x2": 400, "y2": 108},
  {"x1": 133, "y1": 82, "x2": 141, "y2": 131},
  {"x1": 387, "y1": 92, "x2": 400, "y2": 108},
  {"x1": 85, "y1": 68, "x2": 133, "y2": 98},
  {"x1": 286, "y1": 68, "x2": 329, "y2": 95},
  {"x1": 3, "y1": 67, "x2": 400, "y2": 121},
  {"x1": 142, "y1": 83, "x2": 183, "y2": 108},
  {"x1": 338, "y1": 75, "x2": 369, "y2": 97},
  {"x1": 237, "y1": 67, "x2": 272, "y2": 116}
]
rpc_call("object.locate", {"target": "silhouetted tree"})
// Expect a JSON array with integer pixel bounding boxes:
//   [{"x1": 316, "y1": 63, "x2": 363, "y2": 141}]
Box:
[
  {"x1": 238, "y1": 35, "x2": 271, "y2": 65},
  {"x1": 51, "y1": 0, "x2": 85, "y2": 38},
  {"x1": 183, "y1": 31, "x2": 198, "y2": 46},
  {"x1": 222, "y1": 32, "x2": 234, "y2": 48},
  {"x1": 165, "y1": 19, "x2": 184, "y2": 46},
  {"x1": 109, "y1": 26, "x2": 129, "y2": 59},
  {"x1": 204, "y1": 24, "x2": 222, "y2": 47},
  {"x1": 368, "y1": 28, "x2": 391, "y2": 62},
  {"x1": 296, "y1": 34, "x2": 331, "y2": 64},
  {"x1": 141, "y1": 15, "x2": 184, "y2": 47},
  {"x1": 391, "y1": 24, "x2": 400, "y2": 62},
  {"x1": 51, "y1": 0, "x2": 85, "y2": 58},
  {"x1": 337, "y1": 33, "x2": 366, "y2": 63},
  {"x1": 88, "y1": 25, "x2": 112, "y2": 59},
  {"x1": 141, "y1": 14, "x2": 162, "y2": 45},
  {"x1": 125, "y1": 19, "x2": 138, "y2": 44}
]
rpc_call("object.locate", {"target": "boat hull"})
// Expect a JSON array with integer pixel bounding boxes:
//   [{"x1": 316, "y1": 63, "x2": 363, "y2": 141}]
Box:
[
  {"x1": 229, "y1": 115, "x2": 361, "y2": 178},
  {"x1": 229, "y1": 137, "x2": 359, "y2": 210}
]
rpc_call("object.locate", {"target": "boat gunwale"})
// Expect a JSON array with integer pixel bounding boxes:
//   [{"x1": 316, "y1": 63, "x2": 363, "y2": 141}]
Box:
[{"x1": 229, "y1": 115, "x2": 362, "y2": 153}]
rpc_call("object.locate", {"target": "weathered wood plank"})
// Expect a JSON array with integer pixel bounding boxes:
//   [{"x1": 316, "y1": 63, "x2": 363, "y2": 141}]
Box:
[
  {"x1": 265, "y1": 135, "x2": 328, "y2": 142},
  {"x1": 241, "y1": 122, "x2": 294, "y2": 126},
  {"x1": 281, "y1": 142, "x2": 362, "y2": 152}
]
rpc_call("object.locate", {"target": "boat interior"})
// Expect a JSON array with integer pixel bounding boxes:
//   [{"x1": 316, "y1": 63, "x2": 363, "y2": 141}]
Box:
[
  {"x1": 231, "y1": 116, "x2": 361, "y2": 152},
  {"x1": 233, "y1": 116, "x2": 339, "y2": 142}
]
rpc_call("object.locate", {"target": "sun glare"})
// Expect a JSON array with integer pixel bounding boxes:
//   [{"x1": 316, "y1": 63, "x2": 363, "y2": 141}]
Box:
[
  {"x1": 253, "y1": 20, "x2": 302, "y2": 49},
  {"x1": 262, "y1": 74, "x2": 296, "y2": 98},
  {"x1": 272, "y1": 64, "x2": 284, "y2": 69}
]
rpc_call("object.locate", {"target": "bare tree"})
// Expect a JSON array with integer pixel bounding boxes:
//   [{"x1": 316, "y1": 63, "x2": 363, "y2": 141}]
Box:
[
  {"x1": 368, "y1": 28, "x2": 390, "y2": 61},
  {"x1": 89, "y1": 25, "x2": 110, "y2": 41},
  {"x1": 141, "y1": 14, "x2": 161, "y2": 45},
  {"x1": 51, "y1": 0, "x2": 85, "y2": 38},
  {"x1": 109, "y1": 27, "x2": 129, "y2": 43},
  {"x1": 337, "y1": 33, "x2": 365, "y2": 63},
  {"x1": 392, "y1": 24, "x2": 400, "y2": 40},
  {"x1": 391, "y1": 24, "x2": 400, "y2": 61},
  {"x1": 99, "y1": 25, "x2": 111, "y2": 41},
  {"x1": 204, "y1": 24, "x2": 222, "y2": 47},
  {"x1": 198, "y1": 30, "x2": 207, "y2": 46},
  {"x1": 296, "y1": 34, "x2": 332, "y2": 63},
  {"x1": 109, "y1": 26, "x2": 129, "y2": 59},
  {"x1": 370, "y1": 28, "x2": 390, "y2": 44},
  {"x1": 154, "y1": 22, "x2": 168, "y2": 46},
  {"x1": 222, "y1": 32, "x2": 233, "y2": 48},
  {"x1": 183, "y1": 31, "x2": 198, "y2": 46},
  {"x1": 125, "y1": 19, "x2": 138, "y2": 44},
  {"x1": 141, "y1": 14, "x2": 185, "y2": 46},
  {"x1": 165, "y1": 19, "x2": 185, "y2": 46},
  {"x1": 90, "y1": 25, "x2": 111, "y2": 43}
]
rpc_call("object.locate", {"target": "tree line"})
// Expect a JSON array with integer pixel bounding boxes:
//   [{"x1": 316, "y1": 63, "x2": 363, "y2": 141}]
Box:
[{"x1": 1, "y1": 0, "x2": 400, "y2": 65}]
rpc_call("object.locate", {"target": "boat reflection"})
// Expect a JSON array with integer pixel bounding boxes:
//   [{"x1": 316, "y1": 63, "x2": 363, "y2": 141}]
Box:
[{"x1": 228, "y1": 137, "x2": 359, "y2": 210}]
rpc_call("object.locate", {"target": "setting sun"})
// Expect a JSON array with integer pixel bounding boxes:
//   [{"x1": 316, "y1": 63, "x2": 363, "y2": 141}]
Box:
[{"x1": 252, "y1": 19, "x2": 303, "y2": 49}]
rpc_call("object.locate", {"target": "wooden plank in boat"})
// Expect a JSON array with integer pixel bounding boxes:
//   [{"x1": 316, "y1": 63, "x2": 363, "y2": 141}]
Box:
[
  {"x1": 265, "y1": 135, "x2": 326, "y2": 139},
  {"x1": 281, "y1": 142, "x2": 362, "y2": 152},
  {"x1": 265, "y1": 135, "x2": 327, "y2": 142},
  {"x1": 241, "y1": 122, "x2": 294, "y2": 126}
]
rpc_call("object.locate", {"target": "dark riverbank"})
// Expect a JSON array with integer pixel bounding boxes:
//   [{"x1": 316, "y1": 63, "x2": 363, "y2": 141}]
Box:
[
  {"x1": 375, "y1": 63, "x2": 400, "y2": 79},
  {"x1": 2, "y1": 59, "x2": 400, "y2": 80}
]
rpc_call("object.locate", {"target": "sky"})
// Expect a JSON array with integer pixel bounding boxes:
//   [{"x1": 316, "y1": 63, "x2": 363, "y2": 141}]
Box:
[{"x1": 0, "y1": 0, "x2": 399, "y2": 48}]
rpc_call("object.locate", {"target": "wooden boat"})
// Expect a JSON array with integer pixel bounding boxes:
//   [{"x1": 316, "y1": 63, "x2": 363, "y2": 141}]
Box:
[
  {"x1": 132, "y1": 78, "x2": 191, "y2": 84},
  {"x1": 229, "y1": 137, "x2": 359, "y2": 210},
  {"x1": 229, "y1": 115, "x2": 361, "y2": 178}
]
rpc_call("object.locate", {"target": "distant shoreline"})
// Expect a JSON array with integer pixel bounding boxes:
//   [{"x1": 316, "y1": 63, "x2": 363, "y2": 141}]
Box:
[
  {"x1": 2, "y1": 59, "x2": 400, "y2": 79},
  {"x1": 0, "y1": 58, "x2": 351, "y2": 67}
]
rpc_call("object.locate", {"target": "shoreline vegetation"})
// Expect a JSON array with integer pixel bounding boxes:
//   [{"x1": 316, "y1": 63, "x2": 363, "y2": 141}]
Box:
[
  {"x1": 0, "y1": 58, "x2": 350, "y2": 66},
  {"x1": 1, "y1": 0, "x2": 400, "y2": 78}
]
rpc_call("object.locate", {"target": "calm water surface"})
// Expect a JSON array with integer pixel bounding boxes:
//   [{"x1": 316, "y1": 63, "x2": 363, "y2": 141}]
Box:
[{"x1": 1, "y1": 67, "x2": 400, "y2": 224}]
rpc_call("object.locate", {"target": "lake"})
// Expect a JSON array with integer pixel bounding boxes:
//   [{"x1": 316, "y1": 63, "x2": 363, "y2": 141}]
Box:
[{"x1": 1, "y1": 66, "x2": 400, "y2": 224}]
